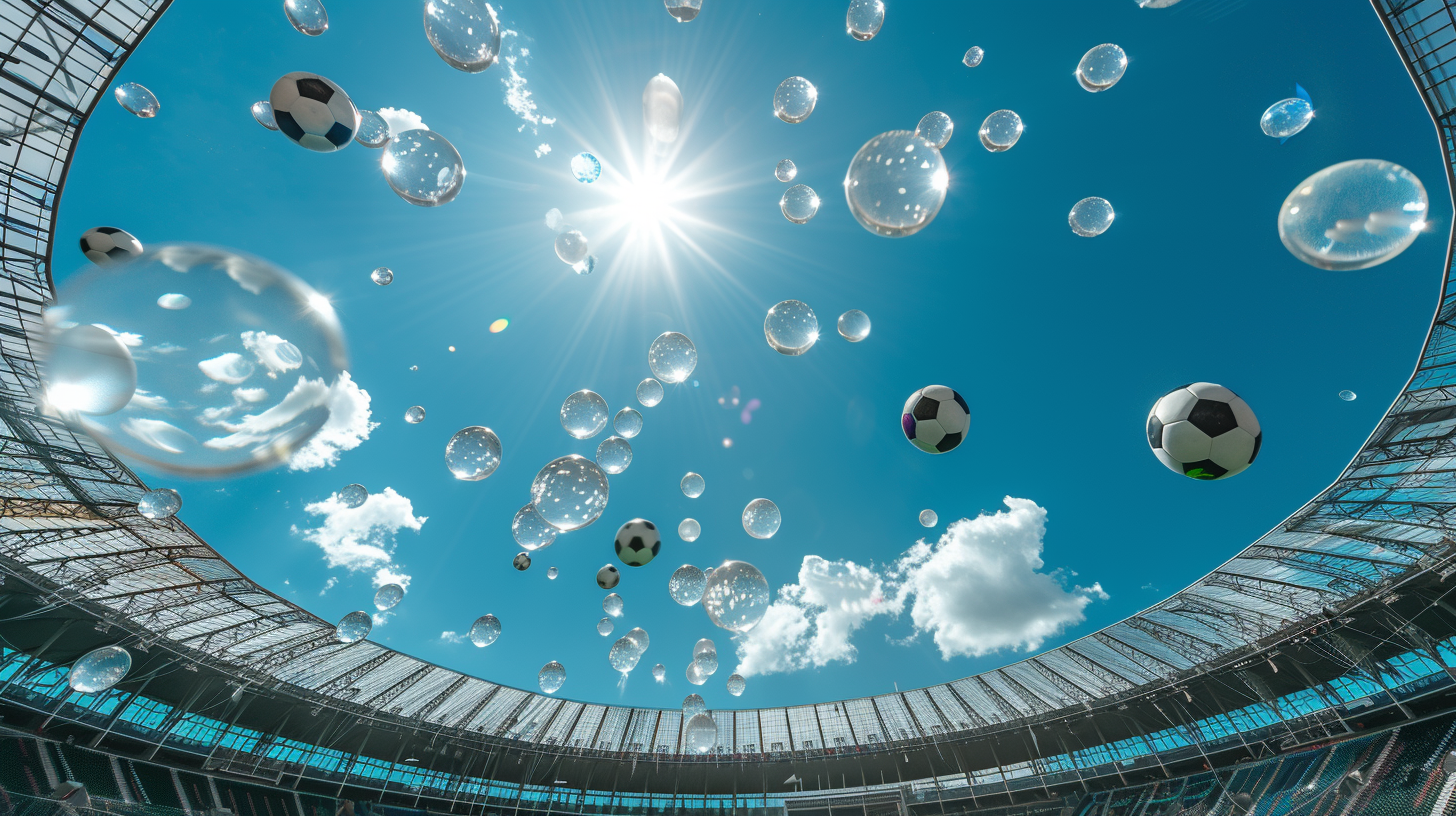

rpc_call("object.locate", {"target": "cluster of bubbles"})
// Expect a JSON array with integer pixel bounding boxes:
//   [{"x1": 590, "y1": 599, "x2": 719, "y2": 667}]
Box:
[{"x1": 686, "y1": 637, "x2": 718, "y2": 685}]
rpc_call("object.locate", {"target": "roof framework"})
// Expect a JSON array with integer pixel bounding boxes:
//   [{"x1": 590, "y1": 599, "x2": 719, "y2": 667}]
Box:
[{"x1": 0, "y1": 0, "x2": 1454, "y2": 798}]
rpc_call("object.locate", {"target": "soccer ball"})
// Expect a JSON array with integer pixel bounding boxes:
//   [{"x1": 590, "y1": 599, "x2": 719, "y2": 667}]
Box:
[
  {"x1": 902, "y1": 385, "x2": 970, "y2": 454},
  {"x1": 614, "y1": 519, "x2": 661, "y2": 567},
  {"x1": 79, "y1": 227, "x2": 142, "y2": 266},
  {"x1": 596, "y1": 564, "x2": 620, "y2": 589},
  {"x1": 512, "y1": 551, "x2": 531, "y2": 571},
  {"x1": 1147, "y1": 382, "x2": 1261, "y2": 480},
  {"x1": 269, "y1": 71, "x2": 359, "y2": 153}
]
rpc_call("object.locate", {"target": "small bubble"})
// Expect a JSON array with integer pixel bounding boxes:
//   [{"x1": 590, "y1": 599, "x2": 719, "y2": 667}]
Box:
[
  {"x1": 775, "y1": 159, "x2": 797, "y2": 182},
  {"x1": 773, "y1": 77, "x2": 817, "y2": 124}
]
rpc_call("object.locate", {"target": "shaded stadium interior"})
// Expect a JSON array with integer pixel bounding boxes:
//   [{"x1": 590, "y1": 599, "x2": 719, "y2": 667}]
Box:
[{"x1": 5, "y1": 0, "x2": 1456, "y2": 814}]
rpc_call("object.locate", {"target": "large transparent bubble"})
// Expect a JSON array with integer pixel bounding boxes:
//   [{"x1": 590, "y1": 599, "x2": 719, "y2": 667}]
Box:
[
  {"x1": 531, "y1": 455, "x2": 610, "y2": 531},
  {"x1": 596, "y1": 436, "x2": 633, "y2": 474},
  {"x1": 512, "y1": 504, "x2": 557, "y2": 550},
  {"x1": 726, "y1": 674, "x2": 746, "y2": 696},
  {"x1": 44, "y1": 245, "x2": 347, "y2": 478},
  {"x1": 765, "y1": 300, "x2": 819, "y2": 355},
  {"x1": 915, "y1": 111, "x2": 953, "y2": 149},
  {"x1": 678, "y1": 518, "x2": 701, "y2": 542},
  {"x1": 137, "y1": 487, "x2": 181, "y2": 520},
  {"x1": 664, "y1": 0, "x2": 701, "y2": 22},
  {"x1": 919, "y1": 508, "x2": 938, "y2": 528},
  {"x1": 643, "y1": 74, "x2": 683, "y2": 144},
  {"x1": 682, "y1": 693, "x2": 707, "y2": 717},
  {"x1": 597, "y1": 616, "x2": 614, "y2": 636},
  {"x1": 69, "y1": 646, "x2": 131, "y2": 693},
  {"x1": 844, "y1": 131, "x2": 948, "y2": 237},
  {"x1": 445, "y1": 425, "x2": 502, "y2": 480},
  {"x1": 1261, "y1": 98, "x2": 1313, "y2": 140},
  {"x1": 780, "y1": 184, "x2": 820, "y2": 224},
  {"x1": 284, "y1": 0, "x2": 328, "y2": 36},
  {"x1": 702, "y1": 560, "x2": 771, "y2": 632},
  {"x1": 979, "y1": 110, "x2": 1022, "y2": 152},
  {"x1": 742, "y1": 499, "x2": 781, "y2": 538},
  {"x1": 846, "y1": 0, "x2": 884, "y2": 41},
  {"x1": 423, "y1": 0, "x2": 501, "y2": 73},
  {"x1": 356, "y1": 110, "x2": 391, "y2": 148},
  {"x1": 1069, "y1": 197, "x2": 1115, "y2": 237},
  {"x1": 649, "y1": 332, "x2": 697, "y2": 384},
  {"x1": 555, "y1": 230, "x2": 589, "y2": 265},
  {"x1": 469, "y1": 614, "x2": 501, "y2": 647},
  {"x1": 335, "y1": 611, "x2": 372, "y2": 643},
  {"x1": 774, "y1": 77, "x2": 817, "y2": 124},
  {"x1": 374, "y1": 583, "x2": 404, "y2": 610},
  {"x1": 339, "y1": 483, "x2": 367, "y2": 508},
  {"x1": 538, "y1": 661, "x2": 566, "y2": 693},
  {"x1": 1076, "y1": 44, "x2": 1127, "y2": 92},
  {"x1": 114, "y1": 83, "x2": 159, "y2": 118},
  {"x1": 681, "y1": 471, "x2": 705, "y2": 498},
  {"x1": 838, "y1": 310, "x2": 870, "y2": 342},
  {"x1": 382, "y1": 130, "x2": 465, "y2": 207},
  {"x1": 561, "y1": 389, "x2": 608, "y2": 439},
  {"x1": 603, "y1": 592, "x2": 624, "y2": 617},
  {"x1": 1278, "y1": 160, "x2": 1428, "y2": 270},
  {"x1": 637, "y1": 377, "x2": 664, "y2": 407},
  {"x1": 669, "y1": 564, "x2": 707, "y2": 605},
  {"x1": 614, "y1": 407, "x2": 643, "y2": 438},
  {"x1": 251, "y1": 101, "x2": 279, "y2": 131}
]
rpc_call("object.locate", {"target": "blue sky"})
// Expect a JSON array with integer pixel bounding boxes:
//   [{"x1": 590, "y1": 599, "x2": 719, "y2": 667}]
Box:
[{"x1": 55, "y1": 0, "x2": 1448, "y2": 712}]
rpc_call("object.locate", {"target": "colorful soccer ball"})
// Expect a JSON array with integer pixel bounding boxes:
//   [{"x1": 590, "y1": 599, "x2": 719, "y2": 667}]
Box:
[{"x1": 902, "y1": 385, "x2": 970, "y2": 454}]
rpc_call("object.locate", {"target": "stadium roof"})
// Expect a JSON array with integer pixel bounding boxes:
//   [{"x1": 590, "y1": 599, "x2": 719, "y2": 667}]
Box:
[{"x1": 1, "y1": 0, "x2": 1456, "y2": 798}]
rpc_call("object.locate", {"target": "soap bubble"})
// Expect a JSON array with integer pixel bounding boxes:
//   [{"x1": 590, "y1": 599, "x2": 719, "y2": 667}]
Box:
[
  {"x1": 838, "y1": 310, "x2": 871, "y2": 342},
  {"x1": 423, "y1": 0, "x2": 501, "y2": 72},
  {"x1": 694, "y1": 652, "x2": 719, "y2": 676},
  {"x1": 547, "y1": 566, "x2": 558, "y2": 579},
  {"x1": 846, "y1": 0, "x2": 884, "y2": 40},
  {"x1": 406, "y1": 406, "x2": 426, "y2": 424},
  {"x1": 614, "y1": 407, "x2": 643, "y2": 438},
  {"x1": 919, "y1": 509, "x2": 938, "y2": 527},
  {"x1": 252, "y1": 101, "x2": 279, "y2": 131},
  {"x1": 682, "y1": 694, "x2": 707, "y2": 717},
  {"x1": 561, "y1": 390, "x2": 609, "y2": 440},
  {"x1": 637, "y1": 378, "x2": 665, "y2": 407},
  {"x1": 335, "y1": 611, "x2": 372, "y2": 643},
  {"x1": 780, "y1": 184, "x2": 820, "y2": 224},
  {"x1": 339, "y1": 484, "x2": 367, "y2": 508},
  {"x1": 371, "y1": 266, "x2": 393, "y2": 285},
  {"x1": 681, "y1": 472, "x2": 706, "y2": 498},
  {"x1": 915, "y1": 111, "x2": 953, "y2": 149},
  {"x1": 844, "y1": 130, "x2": 949, "y2": 237},
  {"x1": 445, "y1": 426, "x2": 502, "y2": 481},
  {"x1": 114, "y1": 82, "x2": 159, "y2": 118},
  {"x1": 669, "y1": 564, "x2": 707, "y2": 605},
  {"x1": 684, "y1": 714, "x2": 715, "y2": 751},
  {"x1": 555, "y1": 230, "x2": 589, "y2": 265},
  {"x1": 775, "y1": 159, "x2": 797, "y2": 182},
  {"x1": 686, "y1": 661, "x2": 708, "y2": 686},
  {"x1": 596, "y1": 436, "x2": 633, "y2": 474},
  {"x1": 469, "y1": 614, "x2": 501, "y2": 646},
  {"x1": 653, "y1": 663, "x2": 666, "y2": 680},
  {"x1": 1261, "y1": 98, "x2": 1313, "y2": 140},
  {"x1": 664, "y1": 0, "x2": 701, "y2": 22},
  {"x1": 773, "y1": 77, "x2": 817, "y2": 124},
  {"x1": 382, "y1": 130, "x2": 465, "y2": 207},
  {"x1": 68, "y1": 646, "x2": 131, "y2": 693},
  {"x1": 626, "y1": 627, "x2": 650, "y2": 653},
  {"x1": 44, "y1": 245, "x2": 347, "y2": 477},
  {"x1": 284, "y1": 0, "x2": 329, "y2": 36},
  {"x1": 356, "y1": 110, "x2": 391, "y2": 148},
  {"x1": 979, "y1": 110, "x2": 1022, "y2": 152},
  {"x1": 137, "y1": 488, "x2": 181, "y2": 520},
  {"x1": 643, "y1": 74, "x2": 683, "y2": 144},
  {"x1": 513, "y1": 552, "x2": 532, "y2": 571},
  {"x1": 702, "y1": 560, "x2": 771, "y2": 632},
  {"x1": 597, "y1": 617, "x2": 614, "y2": 636},
  {"x1": 571, "y1": 152, "x2": 601, "y2": 183},
  {"x1": 374, "y1": 583, "x2": 404, "y2": 610},
  {"x1": 649, "y1": 332, "x2": 697, "y2": 384},
  {"x1": 1278, "y1": 160, "x2": 1428, "y2": 270},
  {"x1": 694, "y1": 638, "x2": 716, "y2": 658},
  {"x1": 742, "y1": 499, "x2": 781, "y2": 539},
  {"x1": 1076, "y1": 44, "x2": 1127, "y2": 92},
  {"x1": 609, "y1": 638, "x2": 640, "y2": 672},
  {"x1": 679, "y1": 518, "x2": 701, "y2": 542},
  {"x1": 1339, "y1": 390, "x2": 1357, "y2": 401},
  {"x1": 727, "y1": 674, "x2": 745, "y2": 696},
  {"x1": 603, "y1": 592, "x2": 624, "y2": 617},
  {"x1": 765, "y1": 300, "x2": 819, "y2": 355},
  {"x1": 962, "y1": 46, "x2": 984, "y2": 67},
  {"x1": 1069, "y1": 197, "x2": 1115, "y2": 237},
  {"x1": 572, "y1": 255, "x2": 597, "y2": 276},
  {"x1": 512, "y1": 504, "x2": 556, "y2": 553},
  {"x1": 538, "y1": 661, "x2": 566, "y2": 693}
]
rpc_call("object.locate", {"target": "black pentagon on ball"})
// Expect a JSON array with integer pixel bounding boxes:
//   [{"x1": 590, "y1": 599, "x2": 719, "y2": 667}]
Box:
[
  {"x1": 295, "y1": 77, "x2": 334, "y2": 103},
  {"x1": 641, "y1": 520, "x2": 656, "y2": 531},
  {"x1": 1147, "y1": 416, "x2": 1164, "y2": 449},
  {"x1": 324, "y1": 121, "x2": 353, "y2": 147},
  {"x1": 1187, "y1": 399, "x2": 1238, "y2": 437},
  {"x1": 952, "y1": 391, "x2": 969, "y2": 416},
  {"x1": 1181, "y1": 459, "x2": 1228, "y2": 480},
  {"x1": 936, "y1": 431, "x2": 962, "y2": 452},
  {"x1": 274, "y1": 110, "x2": 305, "y2": 141},
  {"x1": 626, "y1": 536, "x2": 647, "y2": 551},
  {"x1": 1250, "y1": 431, "x2": 1262, "y2": 463},
  {"x1": 94, "y1": 227, "x2": 121, "y2": 236},
  {"x1": 912, "y1": 397, "x2": 939, "y2": 422}
]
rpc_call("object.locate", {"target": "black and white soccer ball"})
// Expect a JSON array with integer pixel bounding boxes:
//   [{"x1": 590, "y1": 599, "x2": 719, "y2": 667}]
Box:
[
  {"x1": 79, "y1": 227, "x2": 142, "y2": 266},
  {"x1": 614, "y1": 519, "x2": 660, "y2": 567},
  {"x1": 596, "y1": 563, "x2": 620, "y2": 589},
  {"x1": 901, "y1": 385, "x2": 970, "y2": 454},
  {"x1": 1147, "y1": 382, "x2": 1261, "y2": 481},
  {"x1": 512, "y1": 551, "x2": 531, "y2": 571},
  {"x1": 268, "y1": 71, "x2": 359, "y2": 153}
]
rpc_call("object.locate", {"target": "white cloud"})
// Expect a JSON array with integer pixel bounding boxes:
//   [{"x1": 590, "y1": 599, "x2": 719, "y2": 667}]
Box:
[
  {"x1": 439, "y1": 631, "x2": 467, "y2": 644},
  {"x1": 287, "y1": 371, "x2": 378, "y2": 470},
  {"x1": 534, "y1": 142, "x2": 552, "y2": 158},
  {"x1": 121, "y1": 417, "x2": 193, "y2": 454},
  {"x1": 319, "y1": 576, "x2": 338, "y2": 596},
  {"x1": 241, "y1": 331, "x2": 303, "y2": 378},
  {"x1": 233, "y1": 387, "x2": 268, "y2": 403},
  {"x1": 295, "y1": 487, "x2": 424, "y2": 590},
  {"x1": 373, "y1": 566, "x2": 411, "y2": 591},
  {"x1": 500, "y1": 29, "x2": 553, "y2": 134},
  {"x1": 197, "y1": 352, "x2": 254, "y2": 384},
  {"x1": 377, "y1": 107, "x2": 428, "y2": 135},
  {"x1": 732, "y1": 497, "x2": 1104, "y2": 677},
  {"x1": 92, "y1": 323, "x2": 142, "y2": 347}
]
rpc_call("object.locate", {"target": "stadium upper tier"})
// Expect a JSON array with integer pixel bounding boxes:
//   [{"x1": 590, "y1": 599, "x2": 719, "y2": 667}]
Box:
[{"x1": 3, "y1": 0, "x2": 1456, "y2": 799}]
